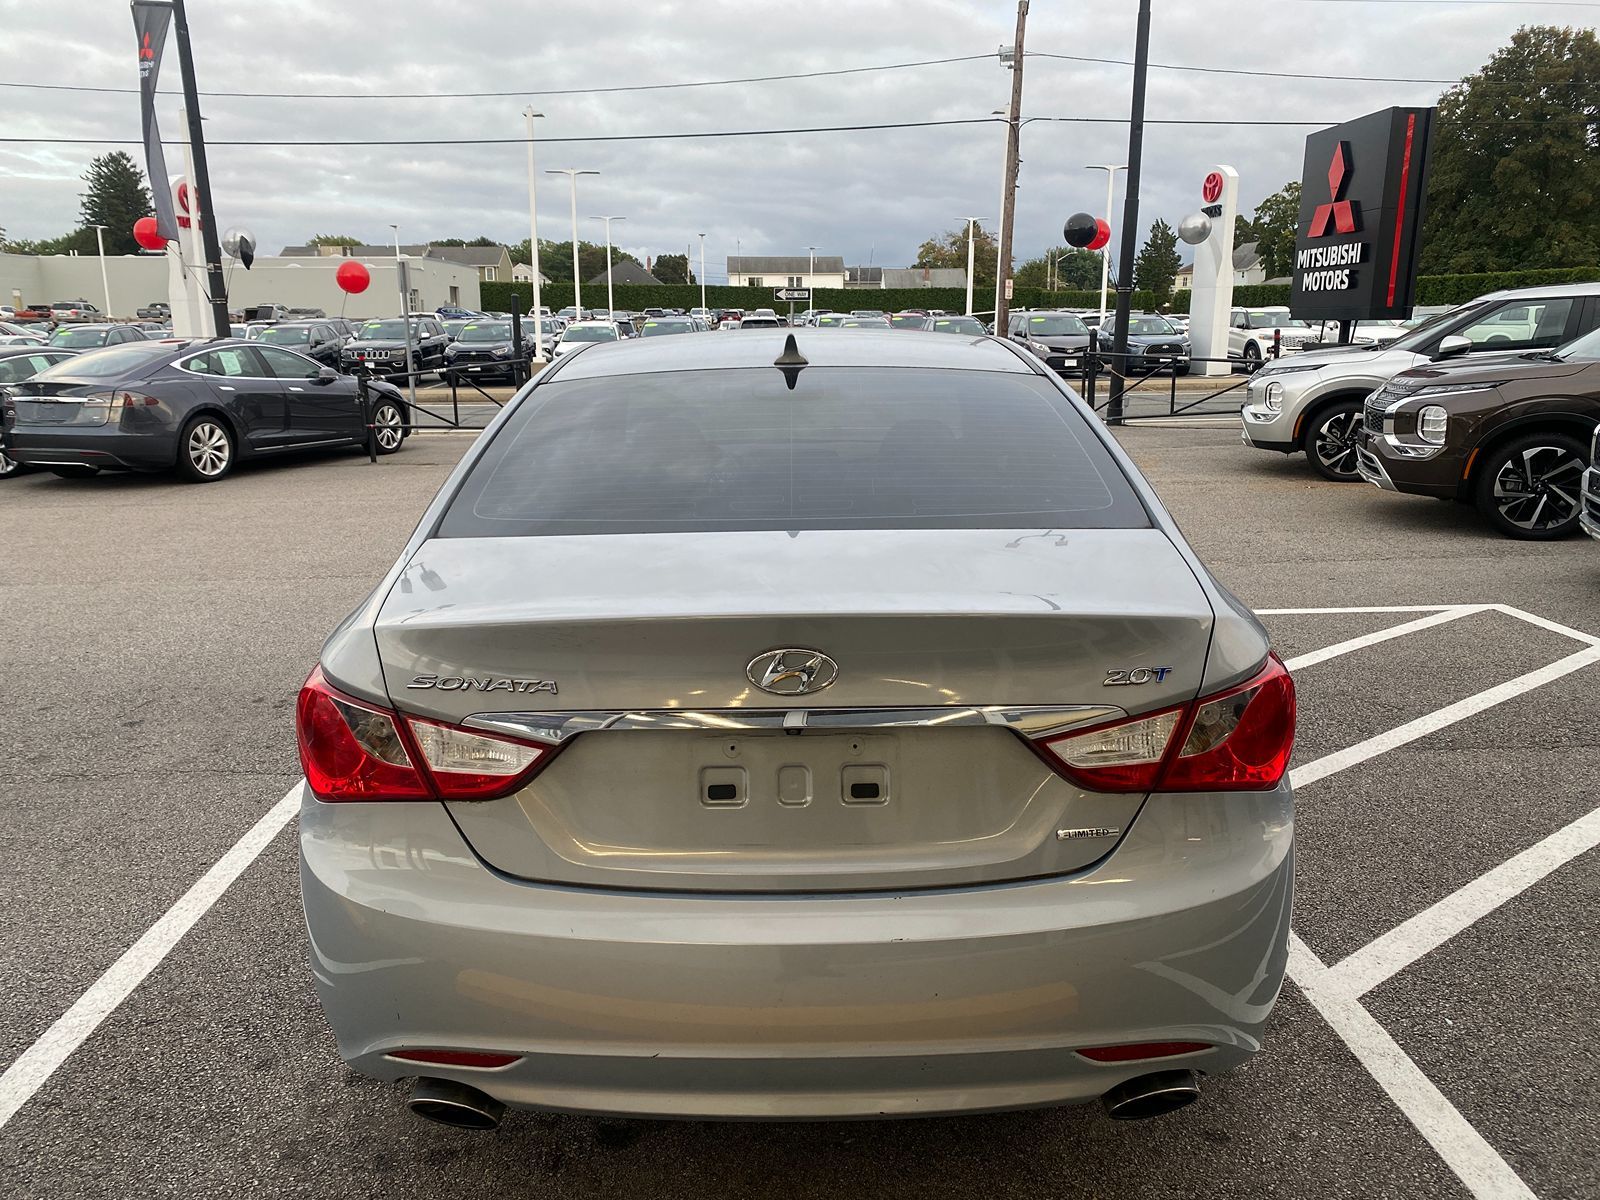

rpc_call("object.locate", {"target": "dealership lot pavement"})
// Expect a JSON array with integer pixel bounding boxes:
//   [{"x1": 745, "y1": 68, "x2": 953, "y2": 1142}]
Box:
[{"x1": 0, "y1": 425, "x2": 1595, "y2": 1199}]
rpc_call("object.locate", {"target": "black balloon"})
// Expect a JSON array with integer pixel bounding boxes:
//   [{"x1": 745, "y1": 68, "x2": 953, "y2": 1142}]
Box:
[
  {"x1": 237, "y1": 234, "x2": 255, "y2": 270},
  {"x1": 1063, "y1": 212, "x2": 1098, "y2": 248}
]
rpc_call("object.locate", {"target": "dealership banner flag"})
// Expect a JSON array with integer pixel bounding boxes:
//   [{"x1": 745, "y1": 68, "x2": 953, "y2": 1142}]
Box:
[{"x1": 132, "y1": 1, "x2": 177, "y2": 240}]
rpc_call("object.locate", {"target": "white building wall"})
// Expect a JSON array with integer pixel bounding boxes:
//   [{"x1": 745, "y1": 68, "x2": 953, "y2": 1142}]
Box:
[{"x1": 0, "y1": 252, "x2": 481, "y2": 319}]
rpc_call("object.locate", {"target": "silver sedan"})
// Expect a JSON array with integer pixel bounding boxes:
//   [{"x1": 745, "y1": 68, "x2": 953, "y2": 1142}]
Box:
[{"x1": 296, "y1": 328, "x2": 1296, "y2": 1129}]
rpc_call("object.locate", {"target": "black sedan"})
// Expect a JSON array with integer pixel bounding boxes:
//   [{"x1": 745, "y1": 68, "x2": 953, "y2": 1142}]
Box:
[
  {"x1": 1, "y1": 339, "x2": 409, "y2": 484},
  {"x1": 339, "y1": 316, "x2": 450, "y2": 381},
  {"x1": 253, "y1": 320, "x2": 348, "y2": 367},
  {"x1": 48, "y1": 324, "x2": 150, "y2": 350},
  {"x1": 442, "y1": 320, "x2": 534, "y2": 383},
  {"x1": 1095, "y1": 313, "x2": 1191, "y2": 375},
  {"x1": 0, "y1": 345, "x2": 79, "y2": 478}
]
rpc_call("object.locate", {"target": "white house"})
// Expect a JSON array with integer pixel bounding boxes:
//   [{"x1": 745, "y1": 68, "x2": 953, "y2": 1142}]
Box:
[
  {"x1": 1174, "y1": 263, "x2": 1194, "y2": 292},
  {"x1": 511, "y1": 262, "x2": 550, "y2": 285},
  {"x1": 1232, "y1": 242, "x2": 1267, "y2": 287},
  {"x1": 727, "y1": 255, "x2": 846, "y2": 291}
]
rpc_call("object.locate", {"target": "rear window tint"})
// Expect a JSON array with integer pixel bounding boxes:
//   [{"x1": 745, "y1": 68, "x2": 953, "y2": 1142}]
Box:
[{"x1": 438, "y1": 367, "x2": 1147, "y2": 537}]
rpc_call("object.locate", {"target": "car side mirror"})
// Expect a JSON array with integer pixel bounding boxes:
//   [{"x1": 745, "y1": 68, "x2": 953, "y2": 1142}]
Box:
[
  {"x1": 316, "y1": 366, "x2": 339, "y2": 384},
  {"x1": 1434, "y1": 334, "x2": 1472, "y2": 360}
]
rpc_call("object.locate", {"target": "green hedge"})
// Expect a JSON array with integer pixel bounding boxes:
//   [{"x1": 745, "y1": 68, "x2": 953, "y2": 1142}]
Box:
[{"x1": 482, "y1": 266, "x2": 1600, "y2": 321}]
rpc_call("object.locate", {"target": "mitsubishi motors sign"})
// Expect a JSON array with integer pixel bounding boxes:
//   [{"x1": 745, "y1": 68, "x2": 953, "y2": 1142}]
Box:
[{"x1": 1290, "y1": 106, "x2": 1434, "y2": 321}]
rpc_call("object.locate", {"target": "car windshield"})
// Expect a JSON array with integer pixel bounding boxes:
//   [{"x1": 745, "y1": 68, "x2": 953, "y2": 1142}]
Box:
[
  {"x1": 459, "y1": 322, "x2": 511, "y2": 343},
  {"x1": 33, "y1": 343, "x2": 171, "y2": 380},
  {"x1": 50, "y1": 328, "x2": 111, "y2": 348},
  {"x1": 816, "y1": 315, "x2": 847, "y2": 326},
  {"x1": 839, "y1": 318, "x2": 888, "y2": 328},
  {"x1": 1126, "y1": 317, "x2": 1177, "y2": 336},
  {"x1": 641, "y1": 320, "x2": 693, "y2": 336},
  {"x1": 1388, "y1": 302, "x2": 1486, "y2": 351},
  {"x1": 890, "y1": 315, "x2": 925, "y2": 328},
  {"x1": 562, "y1": 325, "x2": 618, "y2": 343},
  {"x1": 440, "y1": 367, "x2": 1148, "y2": 537},
  {"x1": 256, "y1": 326, "x2": 311, "y2": 345},
  {"x1": 358, "y1": 320, "x2": 415, "y2": 340},
  {"x1": 1554, "y1": 326, "x2": 1600, "y2": 361},
  {"x1": 1024, "y1": 314, "x2": 1089, "y2": 336},
  {"x1": 928, "y1": 317, "x2": 986, "y2": 335},
  {"x1": 1248, "y1": 312, "x2": 1310, "y2": 329}
]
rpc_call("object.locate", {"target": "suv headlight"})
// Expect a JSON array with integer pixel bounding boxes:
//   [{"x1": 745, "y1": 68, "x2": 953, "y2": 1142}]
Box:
[
  {"x1": 1264, "y1": 381, "x2": 1284, "y2": 411},
  {"x1": 1418, "y1": 405, "x2": 1448, "y2": 445}
]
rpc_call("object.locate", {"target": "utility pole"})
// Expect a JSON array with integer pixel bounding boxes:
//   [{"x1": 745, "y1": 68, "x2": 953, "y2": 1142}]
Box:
[
  {"x1": 1106, "y1": 0, "x2": 1151, "y2": 427},
  {"x1": 994, "y1": 0, "x2": 1028, "y2": 336},
  {"x1": 697, "y1": 233, "x2": 707, "y2": 314},
  {"x1": 523, "y1": 108, "x2": 545, "y2": 362},
  {"x1": 170, "y1": 0, "x2": 229, "y2": 336}
]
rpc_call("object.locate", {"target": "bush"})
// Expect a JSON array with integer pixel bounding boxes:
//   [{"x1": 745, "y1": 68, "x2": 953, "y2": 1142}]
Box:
[{"x1": 1415, "y1": 267, "x2": 1600, "y2": 305}]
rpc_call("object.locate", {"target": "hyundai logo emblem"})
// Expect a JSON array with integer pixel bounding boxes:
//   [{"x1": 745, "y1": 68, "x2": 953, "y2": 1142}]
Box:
[{"x1": 746, "y1": 648, "x2": 839, "y2": 697}]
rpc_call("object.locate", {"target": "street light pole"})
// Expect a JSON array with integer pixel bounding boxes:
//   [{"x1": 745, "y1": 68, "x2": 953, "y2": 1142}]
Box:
[
  {"x1": 523, "y1": 108, "x2": 546, "y2": 361},
  {"x1": 962, "y1": 217, "x2": 987, "y2": 316},
  {"x1": 590, "y1": 215, "x2": 625, "y2": 319},
  {"x1": 89, "y1": 224, "x2": 112, "y2": 318},
  {"x1": 547, "y1": 168, "x2": 598, "y2": 314},
  {"x1": 697, "y1": 233, "x2": 707, "y2": 315},
  {"x1": 1085, "y1": 164, "x2": 1128, "y2": 323}
]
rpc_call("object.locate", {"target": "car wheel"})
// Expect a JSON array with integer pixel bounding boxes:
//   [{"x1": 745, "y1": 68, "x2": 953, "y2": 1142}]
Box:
[
  {"x1": 1306, "y1": 401, "x2": 1364, "y2": 482},
  {"x1": 0, "y1": 449, "x2": 28, "y2": 479},
  {"x1": 1242, "y1": 342, "x2": 1263, "y2": 374},
  {"x1": 48, "y1": 465, "x2": 99, "y2": 479},
  {"x1": 176, "y1": 414, "x2": 236, "y2": 483},
  {"x1": 372, "y1": 401, "x2": 405, "y2": 455},
  {"x1": 1474, "y1": 432, "x2": 1587, "y2": 540}
]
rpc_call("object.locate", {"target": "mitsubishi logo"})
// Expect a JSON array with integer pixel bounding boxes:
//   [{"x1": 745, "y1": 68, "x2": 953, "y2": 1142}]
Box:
[{"x1": 1310, "y1": 141, "x2": 1361, "y2": 237}]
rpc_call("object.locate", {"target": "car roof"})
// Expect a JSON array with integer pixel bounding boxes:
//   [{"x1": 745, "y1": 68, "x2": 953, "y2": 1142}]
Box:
[
  {"x1": 554, "y1": 328, "x2": 1029, "y2": 379},
  {"x1": 0, "y1": 344, "x2": 71, "y2": 358}
]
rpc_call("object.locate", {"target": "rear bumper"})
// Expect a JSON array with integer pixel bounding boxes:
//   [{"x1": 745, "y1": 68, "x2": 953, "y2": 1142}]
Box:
[
  {"x1": 2, "y1": 426, "x2": 175, "y2": 470},
  {"x1": 300, "y1": 783, "x2": 1293, "y2": 1119}
]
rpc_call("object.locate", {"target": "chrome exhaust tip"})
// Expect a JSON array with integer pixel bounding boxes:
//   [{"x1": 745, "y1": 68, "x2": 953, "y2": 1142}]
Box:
[
  {"x1": 408, "y1": 1077, "x2": 505, "y2": 1130},
  {"x1": 1101, "y1": 1069, "x2": 1201, "y2": 1120}
]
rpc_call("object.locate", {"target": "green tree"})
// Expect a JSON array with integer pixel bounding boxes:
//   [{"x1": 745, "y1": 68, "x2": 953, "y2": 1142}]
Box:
[
  {"x1": 1421, "y1": 26, "x2": 1600, "y2": 273},
  {"x1": 914, "y1": 224, "x2": 997, "y2": 291},
  {"x1": 1133, "y1": 219, "x2": 1183, "y2": 302},
  {"x1": 431, "y1": 236, "x2": 499, "y2": 247},
  {"x1": 78, "y1": 152, "x2": 153, "y2": 255},
  {"x1": 531, "y1": 239, "x2": 641, "y2": 283},
  {"x1": 1014, "y1": 246, "x2": 1103, "y2": 290},
  {"x1": 7, "y1": 229, "x2": 96, "y2": 255},
  {"x1": 308, "y1": 233, "x2": 364, "y2": 247},
  {"x1": 1248, "y1": 181, "x2": 1301, "y2": 280},
  {"x1": 1234, "y1": 214, "x2": 1256, "y2": 248},
  {"x1": 652, "y1": 253, "x2": 693, "y2": 284}
]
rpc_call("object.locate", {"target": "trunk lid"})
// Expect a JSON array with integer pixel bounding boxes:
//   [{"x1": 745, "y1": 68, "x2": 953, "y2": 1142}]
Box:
[
  {"x1": 374, "y1": 529, "x2": 1215, "y2": 892},
  {"x1": 7, "y1": 379, "x2": 112, "y2": 427}
]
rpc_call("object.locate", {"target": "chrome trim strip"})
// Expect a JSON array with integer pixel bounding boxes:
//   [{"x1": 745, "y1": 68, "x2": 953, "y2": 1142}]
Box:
[{"x1": 464, "y1": 705, "x2": 1125, "y2": 746}]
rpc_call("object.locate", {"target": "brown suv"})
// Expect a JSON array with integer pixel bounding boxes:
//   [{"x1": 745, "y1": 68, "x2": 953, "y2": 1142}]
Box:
[{"x1": 1355, "y1": 326, "x2": 1600, "y2": 539}]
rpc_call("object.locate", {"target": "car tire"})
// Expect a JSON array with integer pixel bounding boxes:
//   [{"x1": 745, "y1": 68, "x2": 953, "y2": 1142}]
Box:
[
  {"x1": 1306, "y1": 400, "x2": 1364, "y2": 482},
  {"x1": 48, "y1": 465, "x2": 99, "y2": 479},
  {"x1": 1473, "y1": 432, "x2": 1587, "y2": 540},
  {"x1": 1175, "y1": 364, "x2": 1190, "y2": 377},
  {"x1": 176, "y1": 414, "x2": 236, "y2": 483},
  {"x1": 1242, "y1": 343, "x2": 1263, "y2": 374},
  {"x1": 0, "y1": 449, "x2": 29, "y2": 479},
  {"x1": 372, "y1": 400, "x2": 406, "y2": 455}
]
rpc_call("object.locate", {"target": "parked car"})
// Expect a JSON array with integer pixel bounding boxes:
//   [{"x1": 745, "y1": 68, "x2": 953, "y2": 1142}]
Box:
[
  {"x1": 286, "y1": 307, "x2": 328, "y2": 320},
  {"x1": 737, "y1": 313, "x2": 783, "y2": 329},
  {"x1": 442, "y1": 320, "x2": 535, "y2": 384},
  {"x1": 50, "y1": 300, "x2": 101, "y2": 322},
  {"x1": 550, "y1": 321, "x2": 621, "y2": 357},
  {"x1": 1241, "y1": 284, "x2": 1600, "y2": 481},
  {"x1": 1007, "y1": 311, "x2": 1092, "y2": 377},
  {"x1": 1228, "y1": 308, "x2": 1320, "y2": 372},
  {"x1": 0, "y1": 345, "x2": 79, "y2": 478},
  {"x1": 834, "y1": 316, "x2": 891, "y2": 329},
  {"x1": 889, "y1": 311, "x2": 928, "y2": 330},
  {"x1": 1354, "y1": 324, "x2": 1600, "y2": 539},
  {"x1": 1305, "y1": 319, "x2": 1409, "y2": 348},
  {"x1": 716, "y1": 309, "x2": 745, "y2": 327},
  {"x1": 1096, "y1": 313, "x2": 1191, "y2": 375},
  {"x1": 1582, "y1": 423, "x2": 1600, "y2": 542},
  {"x1": 48, "y1": 324, "x2": 149, "y2": 350},
  {"x1": 293, "y1": 326, "x2": 1296, "y2": 1131},
  {"x1": 0, "y1": 320, "x2": 50, "y2": 344},
  {"x1": 253, "y1": 321, "x2": 348, "y2": 367},
  {"x1": 850, "y1": 309, "x2": 887, "y2": 319},
  {"x1": 815, "y1": 313, "x2": 850, "y2": 329},
  {"x1": 639, "y1": 316, "x2": 696, "y2": 337},
  {"x1": 435, "y1": 305, "x2": 482, "y2": 321},
  {"x1": 340, "y1": 316, "x2": 450, "y2": 380},
  {"x1": 1, "y1": 340, "x2": 409, "y2": 483},
  {"x1": 921, "y1": 315, "x2": 988, "y2": 336},
  {"x1": 136, "y1": 301, "x2": 172, "y2": 320},
  {"x1": 689, "y1": 307, "x2": 714, "y2": 326}
]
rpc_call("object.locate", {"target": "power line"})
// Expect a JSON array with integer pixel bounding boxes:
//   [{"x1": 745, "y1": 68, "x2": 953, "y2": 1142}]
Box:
[
  {"x1": 0, "y1": 54, "x2": 991, "y2": 101},
  {"x1": 1028, "y1": 51, "x2": 1600, "y2": 89}
]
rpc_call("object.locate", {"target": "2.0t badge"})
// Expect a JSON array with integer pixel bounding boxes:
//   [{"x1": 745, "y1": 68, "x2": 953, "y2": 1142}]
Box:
[{"x1": 746, "y1": 648, "x2": 839, "y2": 697}]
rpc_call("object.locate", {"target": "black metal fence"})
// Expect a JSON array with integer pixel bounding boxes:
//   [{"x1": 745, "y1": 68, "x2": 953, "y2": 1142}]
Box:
[{"x1": 1079, "y1": 328, "x2": 1283, "y2": 423}]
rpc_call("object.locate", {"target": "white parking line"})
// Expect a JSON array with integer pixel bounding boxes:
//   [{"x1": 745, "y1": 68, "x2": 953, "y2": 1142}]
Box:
[
  {"x1": 1490, "y1": 604, "x2": 1600, "y2": 648},
  {"x1": 1329, "y1": 804, "x2": 1600, "y2": 998},
  {"x1": 1258, "y1": 605, "x2": 1461, "y2": 615},
  {"x1": 1287, "y1": 935, "x2": 1537, "y2": 1200},
  {"x1": 1283, "y1": 605, "x2": 1485, "y2": 672},
  {"x1": 0, "y1": 789, "x2": 299, "y2": 1132},
  {"x1": 1290, "y1": 645, "x2": 1600, "y2": 791}
]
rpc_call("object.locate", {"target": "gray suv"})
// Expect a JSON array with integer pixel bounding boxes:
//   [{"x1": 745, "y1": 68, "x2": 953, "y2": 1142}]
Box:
[{"x1": 1239, "y1": 283, "x2": 1600, "y2": 481}]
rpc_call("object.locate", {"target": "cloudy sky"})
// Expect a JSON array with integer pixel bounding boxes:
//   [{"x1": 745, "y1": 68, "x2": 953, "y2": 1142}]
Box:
[{"x1": 2, "y1": 0, "x2": 1590, "y2": 279}]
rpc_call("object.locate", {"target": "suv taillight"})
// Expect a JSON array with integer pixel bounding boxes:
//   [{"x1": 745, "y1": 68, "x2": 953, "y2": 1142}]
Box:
[
  {"x1": 1032, "y1": 655, "x2": 1295, "y2": 793},
  {"x1": 296, "y1": 667, "x2": 555, "y2": 802}
]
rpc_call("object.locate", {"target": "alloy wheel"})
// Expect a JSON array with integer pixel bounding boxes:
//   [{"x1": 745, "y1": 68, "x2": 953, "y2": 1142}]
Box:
[
  {"x1": 0, "y1": 449, "x2": 19, "y2": 479},
  {"x1": 1490, "y1": 444, "x2": 1583, "y2": 533},
  {"x1": 188, "y1": 420, "x2": 231, "y2": 477},
  {"x1": 1313, "y1": 410, "x2": 1362, "y2": 479},
  {"x1": 374, "y1": 404, "x2": 404, "y2": 451}
]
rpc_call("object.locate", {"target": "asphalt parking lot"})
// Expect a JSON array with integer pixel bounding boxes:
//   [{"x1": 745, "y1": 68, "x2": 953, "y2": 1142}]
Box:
[{"x1": 1, "y1": 422, "x2": 1595, "y2": 1199}]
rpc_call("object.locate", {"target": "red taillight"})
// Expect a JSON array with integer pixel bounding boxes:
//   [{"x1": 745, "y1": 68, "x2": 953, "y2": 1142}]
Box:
[
  {"x1": 1033, "y1": 655, "x2": 1294, "y2": 794},
  {"x1": 386, "y1": 1049, "x2": 522, "y2": 1069},
  {"x1": 1076, "y1": 1041, "x2": 1212, "y2": 1063},
  {"x1": 295, "y1": 667, "x2": 554, "y2": 802}
]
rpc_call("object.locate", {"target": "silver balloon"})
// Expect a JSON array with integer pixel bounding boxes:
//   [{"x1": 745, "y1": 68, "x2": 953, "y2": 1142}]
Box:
[
  {"x1": 1177, "y1": 212, "x2": 1213, "y2": 245},
  {"x1": 222, "y1": 226, "x2": 256, "y2": 258}
]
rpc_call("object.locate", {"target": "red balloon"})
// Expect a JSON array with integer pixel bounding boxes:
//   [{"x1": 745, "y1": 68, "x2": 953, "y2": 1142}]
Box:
[
  {"x1": 1087, "y1": 219, "x2": 1111, "y2": 252},
  {"x1": 133, "y1": 216, "x2": 166, "y2": 251},
  {"x1": 336, "y1": 260, "x2": 371, "y2": 295}
]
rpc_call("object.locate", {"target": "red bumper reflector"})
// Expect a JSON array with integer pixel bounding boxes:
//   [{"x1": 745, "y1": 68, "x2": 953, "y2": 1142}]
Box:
[
  {"x1": 386, "y1": 1049, "x2": 522, "y2": 1069},
  {"x1": 1076, "y1": 1041, "x2": 1212, "y2": 1063}
]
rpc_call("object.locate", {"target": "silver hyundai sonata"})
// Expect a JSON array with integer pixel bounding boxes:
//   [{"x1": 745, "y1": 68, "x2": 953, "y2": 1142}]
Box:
[{"x1": 297, "y1": 329, "x2": 1295, "y2": 1129}]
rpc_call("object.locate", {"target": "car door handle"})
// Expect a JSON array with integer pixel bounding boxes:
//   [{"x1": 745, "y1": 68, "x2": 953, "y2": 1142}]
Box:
[
  {"x1": 288, "y1": 386, "x2": 304, "y2": 392},
  {"x1": 218, "y1": 385, "x2": 235, "y2": 391}
]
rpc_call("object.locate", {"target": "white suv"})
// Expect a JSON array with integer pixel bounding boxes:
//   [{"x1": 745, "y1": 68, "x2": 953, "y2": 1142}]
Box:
[
  {"x1": 1240, "y1": 284, "x2": 1600, "y2": 481},
  {"x1": 1228, "y1": 307, "x2": 1320, "y2": 371}
]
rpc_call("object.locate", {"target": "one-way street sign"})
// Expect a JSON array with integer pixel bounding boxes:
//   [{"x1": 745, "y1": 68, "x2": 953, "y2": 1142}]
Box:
[{"x1": 773, "y1": 287, "x2": 811, "y2": 302}]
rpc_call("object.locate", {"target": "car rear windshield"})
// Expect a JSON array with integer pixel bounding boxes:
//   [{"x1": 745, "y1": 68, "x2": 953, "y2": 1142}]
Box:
[
  {"x1": 256, "y1": 326, "x2": 311, "y2": 344},
  {"x1": 33, "y1": 343, "x2": 172, "y2": 379},
  {"x1": 1023, "y1": 314, "x2": 1089, "y2": 336},
  {"x1": 438, "y1": 367, "x2": 1148, "y2": 536},
  {"x1": 50, "y1": 328, "x2": 112, "y2": 348}
]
